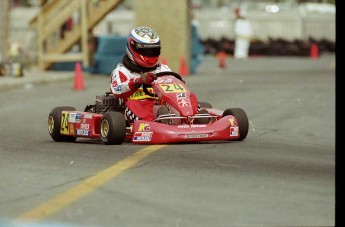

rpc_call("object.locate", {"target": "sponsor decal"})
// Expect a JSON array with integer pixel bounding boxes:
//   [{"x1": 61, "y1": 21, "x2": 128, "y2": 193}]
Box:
[
  {"x1": 129, "y1": 88, "x2": 154, "y2": 100},
  {"x1": 114, "y1": 84, "x2": 123, "y2": 92},
  {"x1": 184, "y1": 133, "x2": 208, "y2": 139},
  {"x1": 133, "y1": 132, "x2": 153, "y2": 141},
  {"x1": 61, "y1": 112, "x2": 70, "y2": 135},
  {"x1": 76, "y1": 129, "x2": 90, "y2": 136},
  {"x1": 157, "y1": 78, "x2": 172, "y2": 83},
  {"x1": 69, "y1": 124, "x2": 75, "y2": 135},
  {"x1": 138, "y1": 123, "x2": 151, "y2": 131},
  {"x1": 177, "y1": 124, "x2": 207, "y2": 128},
  {"x1": 191, "y1": 124, "x2": 206, "y2": 128},
  {"x1": 69, "y1": 113, "x2": 76, "y2": 123},
  {"x1": 177, "y1": 99, "x2": 191, "y2": 107},
  {"x1": 230, "y1": 126, "x2": 239, "y2": 137},
  {"x1": 83, "y1": 114, "x2": 93, "y2": 119},
  {"x1": 177, "y1": 93, "x2": 187, "y2": 99},
  {"x1": 229, "y1": 118, "x2": 235, "y2": 127},
  {"x1": 76, "y1": 113, "x2": 82, "y2": 123},
  {"x1": 80, "y1": 123, "x2": 90, "y2": 130}
]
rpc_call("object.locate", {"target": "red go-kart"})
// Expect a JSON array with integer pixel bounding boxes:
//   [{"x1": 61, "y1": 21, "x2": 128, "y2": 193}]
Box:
[{"x1": 48, "y1": 71, "x2": 249, "y2": 144}]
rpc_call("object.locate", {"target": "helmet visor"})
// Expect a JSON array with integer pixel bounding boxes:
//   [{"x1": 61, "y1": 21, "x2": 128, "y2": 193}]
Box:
[{"x1": 132, "y1": 42, "x2": 161, "y2": 57}]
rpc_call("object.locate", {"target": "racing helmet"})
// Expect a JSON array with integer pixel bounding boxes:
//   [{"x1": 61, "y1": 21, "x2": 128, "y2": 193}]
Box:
[{"x1": 126, "y1": 26, "x2": 161, "y2": 68}]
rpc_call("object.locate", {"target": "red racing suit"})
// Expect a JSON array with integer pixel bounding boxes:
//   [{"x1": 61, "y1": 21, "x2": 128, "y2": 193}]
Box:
[{"x1": 110, "y1": 63, "x2": 199, "y2": 122}]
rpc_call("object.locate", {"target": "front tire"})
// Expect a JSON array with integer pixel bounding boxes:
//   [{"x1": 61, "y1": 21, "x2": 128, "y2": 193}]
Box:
[
  {"x1": 222, "y1": 108, "x2": 249, "y2": 141},
  {"x1": 100, "y1": 112, "x2": 126, "y2": 145},
  {"x1": 199, "y1": 102, "x2": 212, "y2": 108},
  {"x1": 48, "y1": 106, "x2": 77, "y2": 142}
]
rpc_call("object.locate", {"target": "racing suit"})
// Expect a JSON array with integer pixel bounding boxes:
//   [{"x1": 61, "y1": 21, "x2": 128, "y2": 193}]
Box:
[{"x1": 110, "y1": 57, "x2": 200, "y2": 123}]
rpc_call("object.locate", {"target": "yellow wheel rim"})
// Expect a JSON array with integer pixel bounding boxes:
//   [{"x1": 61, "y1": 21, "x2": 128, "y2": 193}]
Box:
[
  {"x1": 101, "y1": 119, "x2": 109, "y2": 138},
  {"x1": 48, "y1": 116, "x2": 54, "y2": 133}
]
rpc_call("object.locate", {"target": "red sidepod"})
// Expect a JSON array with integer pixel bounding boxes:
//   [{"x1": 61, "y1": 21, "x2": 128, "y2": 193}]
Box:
[{"x1": 61, "y1": 111, "x2": 103, "y2": 138}]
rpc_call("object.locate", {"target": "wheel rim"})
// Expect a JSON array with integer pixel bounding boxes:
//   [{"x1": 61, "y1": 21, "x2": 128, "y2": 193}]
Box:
[
  {"x1": 48, "y1": 116, "x2": 54, "y2": 133},
  {"x1": 101, "y1": 119, "x2": 109, "y2": 138}
]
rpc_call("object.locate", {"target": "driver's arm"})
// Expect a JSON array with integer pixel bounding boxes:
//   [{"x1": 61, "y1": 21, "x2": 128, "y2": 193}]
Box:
[{"x1": 110, "y1": 66, "x2": 138, "y2": 99}]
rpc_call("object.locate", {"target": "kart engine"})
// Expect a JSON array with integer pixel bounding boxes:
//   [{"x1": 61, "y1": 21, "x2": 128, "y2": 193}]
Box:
[{"x1": 84, "y1": 92, "x2": 124, "y2": 114}]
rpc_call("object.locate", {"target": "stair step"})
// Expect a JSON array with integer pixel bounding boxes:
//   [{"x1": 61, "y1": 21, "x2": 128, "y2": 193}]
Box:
[
  {"x1": 42, "y1": 53, "x2": 83, "y2": 62},
  {"x1": 33, "y1": 0, "x2": 124, "y2": 69}
]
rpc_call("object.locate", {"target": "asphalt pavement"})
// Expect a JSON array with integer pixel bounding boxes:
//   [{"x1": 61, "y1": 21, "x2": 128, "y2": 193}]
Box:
[
  {"x1": 0, "y1": 67, "x2": 77, "y2": 92},
  {"x1": 0, "y1": 53, "x2": 336, "y2": 226}
]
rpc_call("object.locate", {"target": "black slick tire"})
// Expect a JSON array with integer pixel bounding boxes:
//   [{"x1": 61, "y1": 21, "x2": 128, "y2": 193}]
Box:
[
  {"x1": 222, "y1": 108, "x2": 249, "y2": 141},
  {"x1": 48, "y1": 106, "x2": 77, "y2": 142}
]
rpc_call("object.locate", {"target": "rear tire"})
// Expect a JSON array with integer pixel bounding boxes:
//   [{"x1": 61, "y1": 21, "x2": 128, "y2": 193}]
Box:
[
  {"x1": 222, "y1": 108, "x2": 249, "y2": 141},
  {"x1": 100, "y1": 112, "x2": 126, "y2": 145},
  {"x1": 48, "y1": 106, "x2": 77, "y2": 142}
]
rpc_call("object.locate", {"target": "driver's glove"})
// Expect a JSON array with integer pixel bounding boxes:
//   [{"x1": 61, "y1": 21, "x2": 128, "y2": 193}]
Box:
[
  {"x1": 129, "y1": 72, "x2": 157, "y2": 91},
  {"x1": 137, "y1": 72, "x2": 157, "y2": 85}
]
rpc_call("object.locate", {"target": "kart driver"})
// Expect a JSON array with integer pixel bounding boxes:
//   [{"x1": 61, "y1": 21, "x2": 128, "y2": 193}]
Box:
[{"x1": 109, "y1": 26, "x2": 201, "y2": 124}]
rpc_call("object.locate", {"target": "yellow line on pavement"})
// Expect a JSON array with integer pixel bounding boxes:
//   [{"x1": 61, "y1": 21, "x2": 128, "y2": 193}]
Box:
[{"x1": 16, "y1": 145, "x2": 166, "y2": 221}]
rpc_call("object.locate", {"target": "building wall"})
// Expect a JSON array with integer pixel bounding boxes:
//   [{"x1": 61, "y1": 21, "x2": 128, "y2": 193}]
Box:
[
  {"x1": 133, "y1": 0, "x2": 191, "y2": 72},
  {"x1": 0, "y1": 0, "x2": 10, "y2": 62}
]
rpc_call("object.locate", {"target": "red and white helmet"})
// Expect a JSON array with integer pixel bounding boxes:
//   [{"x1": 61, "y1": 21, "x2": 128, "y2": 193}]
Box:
[{"x1": 126, "y1": 26, "x2": 161, "y2": 68}]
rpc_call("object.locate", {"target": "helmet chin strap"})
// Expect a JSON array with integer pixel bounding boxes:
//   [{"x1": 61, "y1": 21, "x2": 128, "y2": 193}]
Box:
[{"x1": 122, "y1": 55, "x2": 158, "y2": 73}]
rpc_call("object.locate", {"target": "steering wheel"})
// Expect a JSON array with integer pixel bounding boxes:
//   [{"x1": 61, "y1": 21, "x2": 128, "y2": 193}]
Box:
[{"x1": 143, "y1": 71, "x2": 184, "y2": 97}]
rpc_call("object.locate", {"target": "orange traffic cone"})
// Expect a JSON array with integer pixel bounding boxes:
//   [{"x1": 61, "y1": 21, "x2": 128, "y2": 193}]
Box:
[
  {"x1": 179, "y1": 56, "x2": 189, "y2": 76},
  {"x1": 310, "y1": 42, "x2": 319, "y2": 59},
  {"x1": 217, "y1": 51, "x2": 227, "y2": 68},
  {"x1": 73, "y1": 62, "x2": 85, "y2": 90}
]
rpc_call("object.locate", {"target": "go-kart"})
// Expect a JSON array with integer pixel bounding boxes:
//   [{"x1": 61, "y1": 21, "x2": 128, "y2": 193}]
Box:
[{"x1": 48, "y1": 71, "x2": 249, "y2": 144}]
